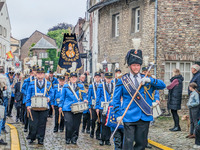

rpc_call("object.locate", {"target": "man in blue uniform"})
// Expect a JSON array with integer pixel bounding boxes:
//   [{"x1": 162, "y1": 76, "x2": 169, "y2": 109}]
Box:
[
  {"x1": 88, "y1": 71, "x2": 101, "y2": 139},
  {"x1": 52, "y1": 75, "x2": 65, "y2": 133},
  {"x1": 49, "y1": 70, "x2": 58, "y2": 118},
  {"x1": 95, "y1": 70, "x2": 113, "y2": 146},
  {"x1": 113, "y1": 49, "x2": 166, "y2": 150},
  {"x1": 26, "y1": 66, "x2": 53, "y2": 145},
  {"x1": 59, "y1": 71, "x2": 88, "y2": 145}
]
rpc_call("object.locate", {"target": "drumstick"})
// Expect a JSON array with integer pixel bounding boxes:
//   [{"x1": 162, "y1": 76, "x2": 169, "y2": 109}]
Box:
[
  {"x1": 29, "y1": 110, "x2": 33, "y2": 121},
  {"x1": 58, "y1": 112, "x2": 61, "y2": 124},
  {"x1": 97, "y1": 113, "x2": 100, "y2": 123},
  {"x1": 27, "y1": 111, "x2": 29, "y2": 118},
  {"x1": 89, "y1": 109, "x2": 92, "y2": 120},
  {"x1": 61, "y1": 112, "x2": 64, "y2": 117}
]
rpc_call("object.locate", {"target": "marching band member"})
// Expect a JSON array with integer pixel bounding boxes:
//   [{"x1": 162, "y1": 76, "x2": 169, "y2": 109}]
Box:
[
  {"x1": 88, "y1": 63, "x2": 102, "y2": 140},
  {"x1": 52, "y1": 70, "x2": 66, "y2": 133},
  {"x1": 95, "y1": 64, "x2": 113, "y2": 146},
  {"x1": 26, "y1": 61, "x2": 53, "y2": 145},
  {"x1": 59, "y1": 62, "x2": 88, "y2": 145},
  {"x1": 82, "y1": 76, "x2": 91, "y2": 134},
  {"x1": 113, "y1": 49, "x2": 166, "y2": 150},
  {"x1": 112, "y1": 63, "x2": 122, "y2": 85},
  {"x1": 64, "y1": 72, "x2": 69, "y2": 84}
]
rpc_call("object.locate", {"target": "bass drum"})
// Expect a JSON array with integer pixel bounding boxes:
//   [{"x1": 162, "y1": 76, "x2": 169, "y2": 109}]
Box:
[{"x1": 152, "y1": 102, "x2": 162, "y2": 118}]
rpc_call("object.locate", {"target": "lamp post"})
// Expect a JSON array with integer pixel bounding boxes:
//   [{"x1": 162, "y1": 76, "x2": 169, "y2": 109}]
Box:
[{"x1": 82, "y1": 38, "x2": 89, "y2": 72}]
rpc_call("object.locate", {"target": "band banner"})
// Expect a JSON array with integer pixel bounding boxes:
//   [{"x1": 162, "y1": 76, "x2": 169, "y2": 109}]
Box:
[{"x1": 58, "y1": 33, "x2": 82, "y2": 73}]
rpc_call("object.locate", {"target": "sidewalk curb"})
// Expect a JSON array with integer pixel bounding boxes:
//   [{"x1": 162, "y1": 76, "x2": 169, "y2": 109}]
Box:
[
  {"x1": 148, "y1": 139, "x2": 174, "y2": 150},
  {"x1": 6, "y1": 123, "x2": 21, "y2": 150}
]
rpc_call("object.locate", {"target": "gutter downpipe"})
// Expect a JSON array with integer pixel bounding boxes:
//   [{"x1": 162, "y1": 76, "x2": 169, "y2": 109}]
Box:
[{"x1": 154, "y1": 0, "x2": 158, "y2": 77}]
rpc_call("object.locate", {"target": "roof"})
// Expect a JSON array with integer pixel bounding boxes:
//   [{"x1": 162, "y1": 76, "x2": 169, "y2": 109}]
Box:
[
  {"x1": 13, "y1": 48, "x2": 19, "y2": 54},
  {"x1": 88, "y1": 0, "x2": 120, "y2": 13},
  {"x1": 20, "y1": 38, "x2": 29, "y2": 47},
  {"x1": 0, "y1": 2, "x2": 4, "y2": 12},
  {"x1": 30, "y1": 37, "x2": 57, "y2": 50}
]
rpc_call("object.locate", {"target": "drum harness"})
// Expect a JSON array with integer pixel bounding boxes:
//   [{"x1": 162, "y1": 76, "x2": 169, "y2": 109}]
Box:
[
  {"x1": 68, "y1": 84, "x2": 80, "y2": 102},
  {"x1": 57, "y1": 84, "x2": 63, "y2": 104},
  {"x1": 92, "y1": 82, "x2": 97, "y2": 105},
  {"x1": 143, "y1": 85, "x2": 155, "y2": 101},
  {"x1": 34, "y1": 79, "x2": 47, "y2": 97}
]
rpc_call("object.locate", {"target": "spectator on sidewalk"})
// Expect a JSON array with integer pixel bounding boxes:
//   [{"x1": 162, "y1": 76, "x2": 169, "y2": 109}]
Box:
[
  {"x1": 167, "y1": 68, "x2": 184, "y2": 132},
  {"x1": 193, "y1": 120, "x2": 200, "y2": 149},
  {"x1": 0, "y1": 66, "x2": 11, "y2": 134},
  {"x1": 186, "y1": 82, "x2": 200, "y2": 139},
  {"x1": 189, "y1": 64, "x2": 200, "y2": 120}
]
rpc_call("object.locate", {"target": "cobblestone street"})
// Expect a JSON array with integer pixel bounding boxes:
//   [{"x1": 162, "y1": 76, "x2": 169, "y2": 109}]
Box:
[{"x1": 0, "y1": 109, "x2": 198, "y2": 150}]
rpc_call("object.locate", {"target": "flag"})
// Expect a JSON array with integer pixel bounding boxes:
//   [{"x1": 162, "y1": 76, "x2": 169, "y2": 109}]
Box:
[
  {"x1": 58, "y1": 33, "x2": 82, "y2": 74},
  {"x1": 6, "y1": 51, "x2": 14, "y2": 59}
]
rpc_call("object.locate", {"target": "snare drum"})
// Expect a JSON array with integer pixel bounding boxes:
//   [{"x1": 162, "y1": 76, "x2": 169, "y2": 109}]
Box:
[
  {"x1": 56, "y1": 98, "x2": 60, "y2": 104},
  {"x1": 92, "y1": 99, "x2": 96, "y2": 107},
  {"x1": 152, "y1": 102, "x2": 162, "y2": 118},
  {"x1": 71, "y1": 102, "x2": 88, "y2": 114},
  {"x1": 0, "y1": 105, "x2": 5, "y2": 120},
  {"x1": 31, "y1": 96, "x2": 48, "y2": 111},
  {"x1": 101, "y1": 102, "x2": 109, "y2": 115}
]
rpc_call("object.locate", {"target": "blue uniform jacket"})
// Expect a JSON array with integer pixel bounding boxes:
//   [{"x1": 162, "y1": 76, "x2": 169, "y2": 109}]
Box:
[
  {"x1": 50, "y1": 77, "x2": 59, "y2": 87},
  {"x1": 58, "y1": 83, "x2": 87, "y2": 111},
  {"x1": 26, "y1": 79, "x2": 53, "y2": 107},
  {"x1": 153, "y1": 90, "x2": 160, "y2": 102},
  {"x1": 95, "y1": 82, "x2": 114, "y2": 110},
  {"x1": 83, "y1": 93, "x2": 90, "y2": 114},
  {"x1": 52, "y1": 84, "x2": 63, "y2": 106},
  {"x1": 113, "y1": 74, "x2": 166, "y2": 123},
  {"x1": 88, "y1": 83, "x2": 99, "y2": 109}
]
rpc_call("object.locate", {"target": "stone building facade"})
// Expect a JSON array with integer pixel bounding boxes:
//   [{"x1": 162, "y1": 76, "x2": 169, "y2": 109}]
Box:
[{"x1": 89, "y1": 0, "x2": 200, "y2": 112}]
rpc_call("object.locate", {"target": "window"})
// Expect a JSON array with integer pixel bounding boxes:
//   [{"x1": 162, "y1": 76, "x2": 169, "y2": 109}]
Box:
[
  {"x1": 40, "y1": 53, "x2": 48, "y2": 58},
  {"x1": 135, "y1": 8, "x2": 140, "y2": 32},
  {"x1": 0, "y1": 25, "x2": 2, "y2": 35},
  {"x1": 0, "y1": 43, "x2": 1, "y2": 58},
  {"x1": 39, "y1": 53, "x2": 42, "y2": 58},
  {"x1": 164, "y1": 61, "x2": 193, "y2": 94},
  {"x1": 112, "y1": 14, "x2": 120, "y2": 37},
  {"x1": 3, "y1": 28, "x2": 7, "y2": 38}
]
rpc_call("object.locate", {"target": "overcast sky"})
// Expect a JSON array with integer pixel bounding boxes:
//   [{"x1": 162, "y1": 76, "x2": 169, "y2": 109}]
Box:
[{"x1": 6, "y1": 0, "x2": 87, "y2": 39}]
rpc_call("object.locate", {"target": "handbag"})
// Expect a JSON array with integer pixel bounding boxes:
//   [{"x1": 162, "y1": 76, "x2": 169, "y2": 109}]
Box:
[{"x1": 105, "y1": 106, "x2": 123, "y2": 129}]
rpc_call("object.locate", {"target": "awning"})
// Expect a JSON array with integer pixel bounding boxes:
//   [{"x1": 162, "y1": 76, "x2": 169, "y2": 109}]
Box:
[{"x1": 88, "y1": 0, "x2": 120, "y2": 13}]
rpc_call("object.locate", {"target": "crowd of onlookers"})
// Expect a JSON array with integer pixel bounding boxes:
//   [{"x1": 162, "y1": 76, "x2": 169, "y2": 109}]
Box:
[{"x1": 167, "y1": 64, "x2": 200, "y2": 149}]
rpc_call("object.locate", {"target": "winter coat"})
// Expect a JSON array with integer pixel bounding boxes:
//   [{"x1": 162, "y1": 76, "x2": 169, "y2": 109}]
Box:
[
  {"x1": 167, "y1": 75, "x2": 184, "y2": 110},
  {"x1": 14, "y1": 82, "x2": 23, "y2": 108},
  {"x1": 188, "y1": 71, "x2": 200, "y2": 96}
]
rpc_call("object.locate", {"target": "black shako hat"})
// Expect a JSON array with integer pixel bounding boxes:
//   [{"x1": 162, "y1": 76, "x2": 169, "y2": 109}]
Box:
[
  {"x1": 94, "y1": 71, "x2": 101, "y2": 77},
  {"x1": 105, "y1": 72, "x2": 113, "y2": 79},
  {"x1": 115, "y1": 69, "x2": 121, "y2": 73},
  {"x1": 142, "y1": 66, "x2": 149, "y2": 71},
  {"x1": 37, "y1": 67, "x2": 45, "y2": 73},
  {"x1": 70, "y1": 72, "x2": 77, "y2": 77},
  {"x1": 59, "y1": 75, "x2": 65, "y2": 80},
  {"x1": 125, "y1": 49, "x2": 143, "y2": 66}
]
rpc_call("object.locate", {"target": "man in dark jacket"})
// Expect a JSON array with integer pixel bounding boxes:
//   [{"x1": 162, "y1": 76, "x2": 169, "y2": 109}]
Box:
[{"x1": 189, "y1": 64, "x2": 200, "y2": 120}]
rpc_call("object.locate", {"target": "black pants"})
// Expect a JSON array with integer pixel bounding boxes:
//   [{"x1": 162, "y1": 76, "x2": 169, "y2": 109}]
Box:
[
  {"x1": 49, "y1": 105, "x2": 53, "y2": 116},
  {"x1": 82, "y1": 113, "x2": 90, "y2": 131},
  {"x1": 90, "y1": 108, "x2": 101, "y2": 138},
  {"x1": 189, "y1": 106, "x2": 199, "y2": 134},
  {"x1": 171, "y1": 109, "x2": 180, "y2": 127},
  {"x1": 16, "y1": 107, "x2": 21, "y2": 119},
  {"x1": 29, "y1": 110, "x2": 48, "y2": 142},
  {"x1": 113, "y1": 129, "x2": 124, "y2": 150},
  {"x1": 64, "y1": 111, "x2": 82, "y2": 142},
  {"x1": 100, "y1": 110, "x2": 111, "y2": 141},
  {"x1": 21, "y1": 104, "x2": 26, "y2": 123},
  {"x1": 195, "y1": 125, "x2": 200, "y2": 145},
  {"x1": 24, "y1": 107, "x2": 29, "y2": 129},
  {"x1": 8, "y1": 97, "x2": 14, "y2": 116},
  {"x1": 123, "y1": 120, "x2": 150, "y2": 150},
  {"x1": 54, "y1": 106, "x2": 64, "y2": 131}
]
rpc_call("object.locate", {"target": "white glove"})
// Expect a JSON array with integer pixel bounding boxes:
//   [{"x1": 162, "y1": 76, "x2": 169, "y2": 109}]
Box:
[
  {"x1": 141, "y1": 77, "x2": 151, "y2": 85},
  {"x1": 117, "y1": 117, "x2": 123, "y2": 125}
]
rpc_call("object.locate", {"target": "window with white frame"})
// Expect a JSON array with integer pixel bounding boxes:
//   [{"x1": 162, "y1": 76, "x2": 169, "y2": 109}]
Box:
[
  {"x1": 135, "y1": 8, "x2": 140, "y2": 32},
  {"x1": 0, "y1": 26, "x2": 2, "y2": 35},
  {"x1": 164, "y1": 61, "x2": 193, "y2": 94},
  {"x1": 115, "y1": 14, "x2": 120, "y2": 37}
]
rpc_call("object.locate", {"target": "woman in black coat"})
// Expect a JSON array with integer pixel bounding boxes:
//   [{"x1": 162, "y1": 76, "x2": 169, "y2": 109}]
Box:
[
  {"x1": 167, "y1": 68, "x2": 184, "y2": 132},
  {"x1": 14, "y1": 76, "x2": 23, "y2": 122}
]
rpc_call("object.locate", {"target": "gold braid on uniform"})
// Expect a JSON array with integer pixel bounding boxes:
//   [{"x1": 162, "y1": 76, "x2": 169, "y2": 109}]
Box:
[
  {"x1": 47, "y1": 83, "x2": 52, "y2": 95},
  {"x1": 79, "y1": 89, "x2": 86, "y2": 100},
  {"x1": 144, "y1": 85, "x2": 155, "y2": 100}
]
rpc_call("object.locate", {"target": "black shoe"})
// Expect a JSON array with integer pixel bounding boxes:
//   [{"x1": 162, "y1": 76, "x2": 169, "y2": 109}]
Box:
[
  {"x1": 16, "y1": 118, "x2": 18, "y2": 122},
  {"x1": 96, "y1": 136, "x2": 101, "y2": 140},
  {"x1": 99, "y1": 140, "x2": 104, "y2": 146},
  {"x1": 24, "y1": 129, "x2": 28, "y2": 132},
  {"x1": 0, "y1": 139, "x2": 7, "y2": 145},
  {"x1": 145, "y1": 144, "x2": 152, "y2": 149},
  {"x1": 60, "y1": 130, "x2": 63, "y2": 132},
  {"x1": 54, "y1": 129, "x2": 58, "y2": 133},
  {"x1": 7, "y1": 115, "x2": 12, "y2": 117},
  {"x1": 90, "y1": 134, "x2": 94, "y2": 138},
  {"x1": 86, "y1": 130, "x2": 90, "y2": 134},
  {"x1": 38, "y1": 141, "x2": 43, "y2": 145},
  {"x1": 66, "y1": 139, "x2": 70, "y2": 144},
  {"x1": 29, "y1": 140, "x2": 34, "y2": 144},
  {"x1": 49, "y1": 115, "x2": 53, "y2": 118},
  {"x1": 71, "y1": 140, "x2": 76, "y2": 145},
  {"x1": 26, "y1": 135, "x2": 31, "y2": 139},
  {"x1": 105, "y1": 140, "x2": 111, "y2": 146},
  {"x1": 171, "y1": 126, "x2": 181, "y2": 132},
  {"x1": 81, "y1": 129, "x2": 85, "y2": 133},
  {"x1": 2, "y1": 130, "x2": 8, "y2": 134}
]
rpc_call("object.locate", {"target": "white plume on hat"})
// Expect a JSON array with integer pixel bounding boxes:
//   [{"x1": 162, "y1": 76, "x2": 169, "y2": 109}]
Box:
[
  {"x1": 11, "y1": 67, "x2": 15, "y2": 72},
  {"x1": 61, "y1": 69, "x2": 67, "y2": 76},
  {"x1": 132, "y1": 38, "x2": 141, "y2": 50},
  {"x1": 30, "y1": 60, "x2": 34, "y2": 67},
  {"x1": 32, "y1": 56, "x2": 37, "y2": 65},
  {"x1": 143, "y1": 56, "x2": 149, "y2": 67},
  {"x1": 54, "y1": 72, "x2": 57, "y2": 76},
  {"x1": 38, "y1": 59, "x2": 42, "y2": 67},
  {"x1": 107, "y1": 64, "x2": 112, "y2": 72},
  {"x1": 115, "y1": 63, "x2": 119, "y2": 70},
  {"x1": 87, "y1": 75, "x2": 91, "y2": 84},
  {"x1": 69, "y1": 62, "x2": 77, "y2": 73},
  {"x1": 50, "y1": 65, "x2": 53, "y2": 70}
]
